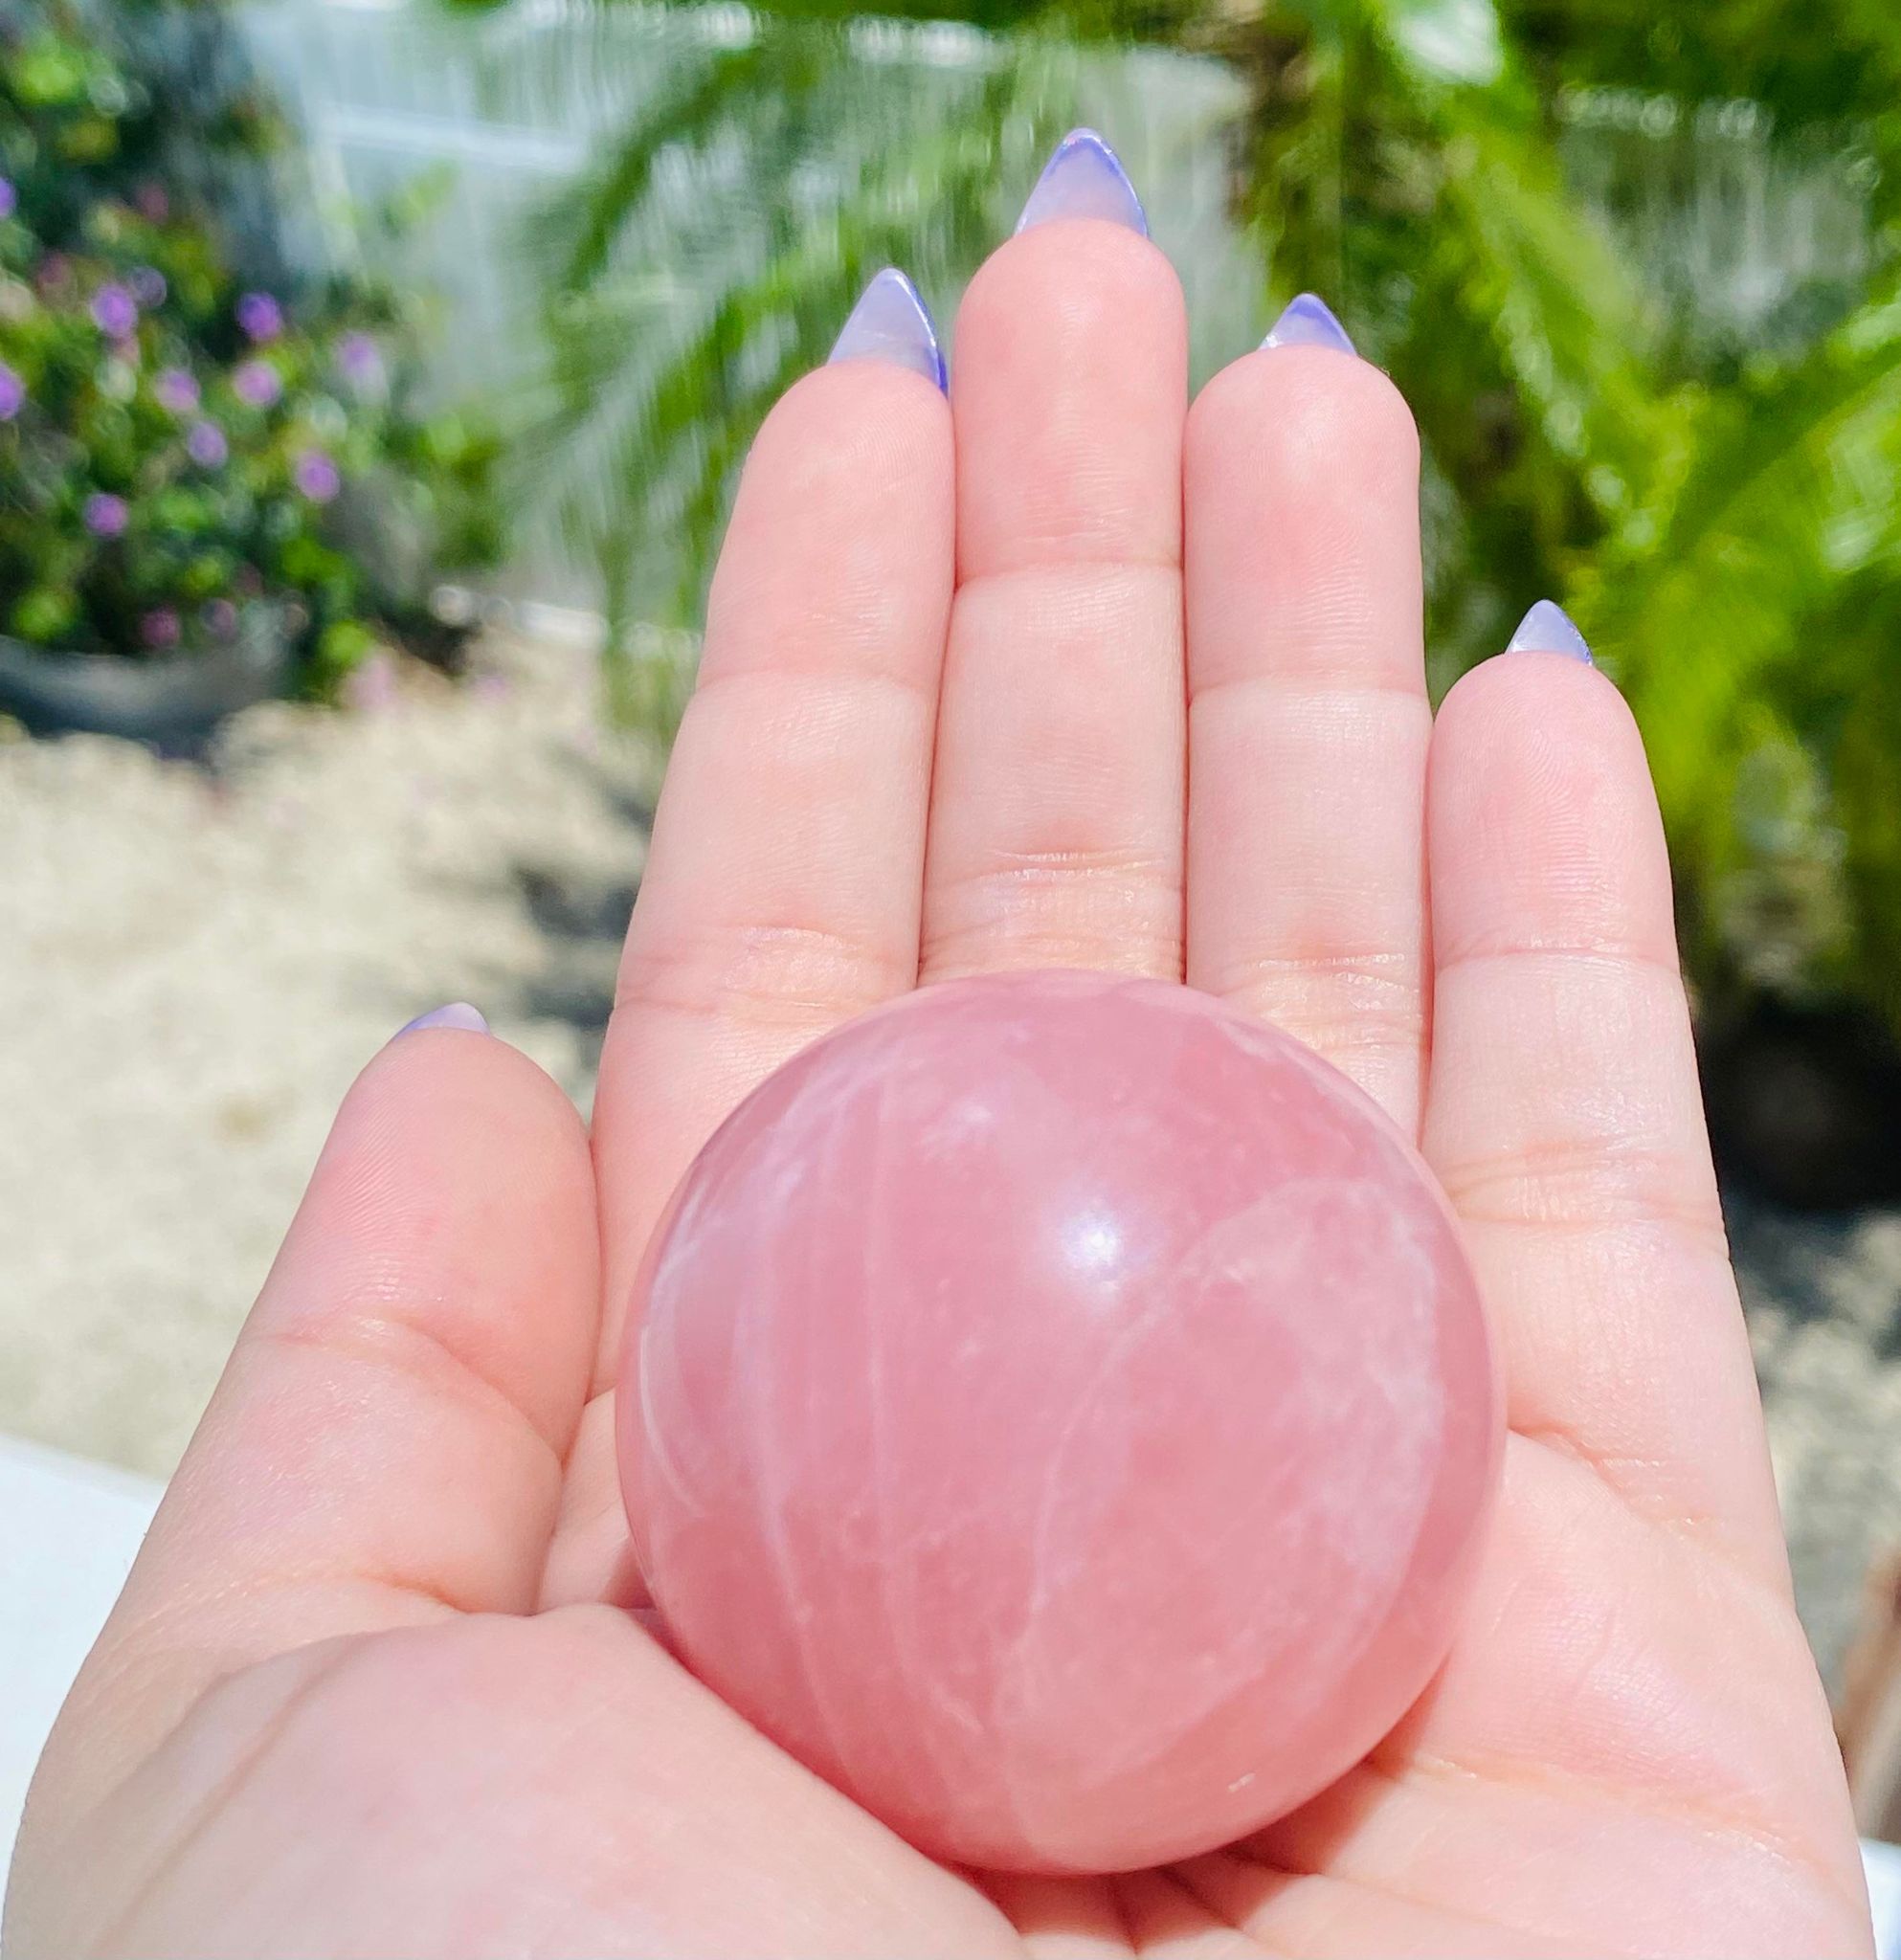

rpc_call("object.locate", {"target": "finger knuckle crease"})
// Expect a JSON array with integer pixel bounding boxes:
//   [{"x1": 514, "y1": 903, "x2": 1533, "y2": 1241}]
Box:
[{"x1": 616, "y1": 923, "x2": 910, "y2": 1030}]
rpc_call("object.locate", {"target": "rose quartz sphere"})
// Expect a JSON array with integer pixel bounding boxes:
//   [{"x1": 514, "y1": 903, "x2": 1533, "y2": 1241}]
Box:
[{"x1": 619, "y1": 971, "x2": 1500, "y2": 1875}]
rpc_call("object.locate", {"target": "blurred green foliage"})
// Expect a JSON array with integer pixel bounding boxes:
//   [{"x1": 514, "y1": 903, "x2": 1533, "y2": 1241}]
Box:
[
  {"x1": 510, "y1": 0, "x2": 1901, "y2": 1037},
  {"x1": 0, "y1": 3, "x2": 502, "y2": 680}
]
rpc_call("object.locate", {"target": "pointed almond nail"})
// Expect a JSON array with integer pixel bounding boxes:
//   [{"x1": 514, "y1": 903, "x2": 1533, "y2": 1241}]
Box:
[
  {"x1": 1261, "y1": 293, "x2": 1356, "y2": 354},
  {"x1": 1506, "y1": 600, "x2": 1592, "y2": 663},
  {"x1": 828, "y1": 268, "x2": 946, "y2": 390},
  {"x1": 1016, "y1": 128, "x2": 1147, "y2": 236},
  {"x1": 396, "y1": 1002, "x2": 489, "y2": 1036}
]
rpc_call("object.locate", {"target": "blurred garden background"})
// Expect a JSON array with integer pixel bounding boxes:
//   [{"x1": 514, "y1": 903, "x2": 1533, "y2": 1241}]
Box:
[{"x1": 5, "y1": 0, "x2": 1901, "y2": 1771}]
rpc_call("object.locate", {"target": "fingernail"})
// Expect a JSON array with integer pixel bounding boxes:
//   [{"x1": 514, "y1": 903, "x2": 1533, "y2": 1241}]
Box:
[
  {"x1": 828, "y1": 267, "x2": 947, "y2": 391},
  {"x1": 1260, "y1": 292, "x2": 1356, "y2": 355},
  {"x1": 396, "y1": 1002, "x2": 489, "y2": 1036},
  {"x1": 1016, "y1": 128, "x2": 1147, "y2": 237},
  {"x1": 1506, "y1": 600, "x2": 1593, "y2": 663}
]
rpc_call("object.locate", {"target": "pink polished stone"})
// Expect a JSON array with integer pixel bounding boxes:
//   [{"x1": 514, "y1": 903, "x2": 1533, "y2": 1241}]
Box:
[{"x1": 619, "y1": 971, "x2": 1501, "y2": 1874}]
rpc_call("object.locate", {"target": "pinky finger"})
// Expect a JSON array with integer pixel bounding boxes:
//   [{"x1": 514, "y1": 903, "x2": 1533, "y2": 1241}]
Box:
[{"x1": 1420, "y1": 612, "x2": 1787, "y2": 1585}]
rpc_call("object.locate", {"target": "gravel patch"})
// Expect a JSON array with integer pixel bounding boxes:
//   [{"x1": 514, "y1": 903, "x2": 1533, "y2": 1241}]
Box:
[
  {"x1": 1739, "y1": 1196, "x2": 1901, "y2": 1688},
  {"x1": 3, "y1": 648, "x2": 1898, "y2": 1680}
]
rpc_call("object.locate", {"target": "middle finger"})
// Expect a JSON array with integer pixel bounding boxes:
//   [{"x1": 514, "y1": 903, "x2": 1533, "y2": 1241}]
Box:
[{"x1": 920, "y1": 133, "x2": 1189, "y2": 985}]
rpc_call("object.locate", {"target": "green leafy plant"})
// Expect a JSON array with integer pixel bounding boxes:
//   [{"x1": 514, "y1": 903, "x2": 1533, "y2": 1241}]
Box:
[
  {"x1": 0, "y1": 4, "x2": 501, "y2": 681},
  {"x1": 506, "y1": 5, "x2": 1079, "y2": 724}
]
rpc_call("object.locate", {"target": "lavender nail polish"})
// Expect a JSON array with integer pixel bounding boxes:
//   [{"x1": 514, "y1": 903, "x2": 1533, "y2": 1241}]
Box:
[
  {"x1": 1261, "y1": 293, "x2": 1356, "y2": 354},
  {"x1": 1016, "y1": 128, "x2": 1147, "y2": 237},
  {"x1": 397, "y1": 1002, "x2": 489, "y2": 1036},
  {"x1": 1506, "y1": 600, "x2": 1592, "y2": 663},
  {"x1": 829, "y1": 268, "x2": 947, "y2": 391}
]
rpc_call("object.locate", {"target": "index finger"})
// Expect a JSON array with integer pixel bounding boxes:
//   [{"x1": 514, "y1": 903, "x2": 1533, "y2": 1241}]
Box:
[{"x1": 592, "y1": 286, "x2": 955, "y2": 1389}]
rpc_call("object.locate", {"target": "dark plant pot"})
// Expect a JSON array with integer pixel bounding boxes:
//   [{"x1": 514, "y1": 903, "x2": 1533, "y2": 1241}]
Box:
[
  {"x1": 1702, "y1": 996, "x2": 1901, "y2": 1211},
  {"x1": 0, "y1": 612, "x2": 297, "y2": 752},
  {"x1": 329, "y1": 470, "x2": 432, "y2": 615}
]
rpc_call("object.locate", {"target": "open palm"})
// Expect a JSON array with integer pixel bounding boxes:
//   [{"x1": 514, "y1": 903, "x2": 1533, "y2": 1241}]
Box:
[{"x1": 7, "y1": 139, "x2": 1872, "y2": 1959}]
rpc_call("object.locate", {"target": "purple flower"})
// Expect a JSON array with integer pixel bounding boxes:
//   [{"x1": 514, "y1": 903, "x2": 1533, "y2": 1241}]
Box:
[
  {"x1": 0, "y1": 363, "x2": 22, "y2": 421},
  {"x1": 136, "y1": 183, "x2": 169, "y2": 223},
  {"x1": 129, "y1": 265, "x2": 167, "y2": 308},
  {"x1": 36, "y1": 254, "x2": 70, "y2": 295},
  {"x1": 83, "y1": 492, "x2": 129, "y2": 538},
  {"x1": 140, "y1": 608, "x2": 181, "y2": 649},
  {"x1": 0, "y1": 179, "x2": 15, "y2": 221},
  {"x1": 232, "y1": 358, "x2": 280, "y2": 409},
  {"x1": 186, "y1": 419, "x2": 228, "y2": 468},
  {"x1": 293, "y1": 449, "x2": 341, "y2": 502},
  {"x1": 236, "y1": 291, "x2": 283, "y2": 343},
  {"x1": 203, "y1": 598, "x2": 238, "y2": 639},
  {"x1": 90, "y1": 282, "x2": 138, "y2": 340},
  {"x1": 337, "y1": 331, "x2": 383, "y2": 389},
  {"x1": 154, "y1": 368, "x2": 199, "y2": 414}
]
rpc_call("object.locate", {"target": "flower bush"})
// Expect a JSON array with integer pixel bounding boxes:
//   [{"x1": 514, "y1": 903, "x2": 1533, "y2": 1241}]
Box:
[{"x1": 0, "y1": 9, "x2": 501, "y2": 680}]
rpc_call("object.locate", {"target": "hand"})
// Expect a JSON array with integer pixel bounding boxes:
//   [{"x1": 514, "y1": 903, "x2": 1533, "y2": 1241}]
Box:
[{"x1": 6, "y1": 141, "x2": 1871, "y2": 1958}]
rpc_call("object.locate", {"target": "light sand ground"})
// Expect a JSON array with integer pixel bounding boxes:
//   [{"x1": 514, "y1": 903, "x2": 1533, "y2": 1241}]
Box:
[
  {"x1": 2, "y1": 634, "x2": 650, "y2": 1479},
  {"x1": 3, "y1": 640, "x2": 1897, "y2": 1687}
]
